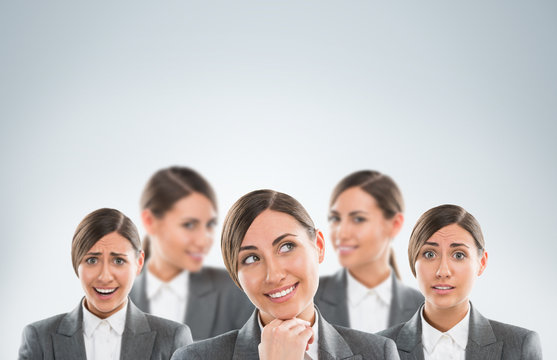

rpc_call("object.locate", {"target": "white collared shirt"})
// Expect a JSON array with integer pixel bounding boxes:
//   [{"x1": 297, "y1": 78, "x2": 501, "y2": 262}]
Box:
[
  {"x1": 257, "y1": 311, "x2": 320, "y2": 360},
  {"x1": 346, "y1": 270, "x2": 392, "y2": 333},
  {"x1": 82, "y1": 300, "x2": 127, "y2": 360},
  {"x1": 146, "y1": 268, "x2": 189, "y2": 323},
  {"x1": 421, "y1": 306, "x2": 470, "y2": 360}
]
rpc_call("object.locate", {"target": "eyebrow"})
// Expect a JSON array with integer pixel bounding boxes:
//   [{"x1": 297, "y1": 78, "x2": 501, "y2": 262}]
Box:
[
  {"x1": 423, "y1": 242, "x2": 470, "y2": 248},
  {"x1": 238, "y1": 233, "x2": 297, "y2": 252},
  {"x1": 86, "y1": 252, "x2": 129, "y2": 257},
  {"x1": 329, "y1": 210, "x2": 368, "y2": 216}
]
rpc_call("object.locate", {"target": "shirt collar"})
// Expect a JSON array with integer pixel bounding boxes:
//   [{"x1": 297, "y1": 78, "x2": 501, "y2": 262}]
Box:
[
  {"x1": 421, "y1": 304, "x2": 470, "y2": 353},
  {"x1": 82, "y1": 298, "x2": 128, "y2": 337},
  {"x1": 146, "y1": 267, "x2": 189, "y2": 300},
  {"x1": 257, "y1": 310, "x2": 320, "y2": 360},
  {"x1": 346, "y1": 270, "x2": 392, "y2": 306}
]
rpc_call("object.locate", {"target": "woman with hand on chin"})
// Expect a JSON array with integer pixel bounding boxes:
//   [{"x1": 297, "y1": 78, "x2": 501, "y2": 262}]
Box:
[
  {"x1": 315, "y1": 170, "x2": 423, "y2": 333},
  {"x1": 378, "y1": 204, "x2": 542, "y2": 359},
  {"x1": 172, "y1": 189, "x2": 399, "y2": 360},
  {"x1": 18, "y1": 208, "x2": 192, "y2": 360},
  {"x1": 130, "y1": 166, "x2": 253, "y2": 341}
]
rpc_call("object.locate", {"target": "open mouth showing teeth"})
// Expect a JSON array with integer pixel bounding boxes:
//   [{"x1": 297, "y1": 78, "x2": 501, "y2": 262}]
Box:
[
  {"x1": 268, "y1": 284, "x2": 297, "y2": 299},
  {"x1": 95, "y1": 288, "x2": 116, "y2": 295},
  {"x1": 433, "y1": 286, "x2": 454, "y2": 290}
]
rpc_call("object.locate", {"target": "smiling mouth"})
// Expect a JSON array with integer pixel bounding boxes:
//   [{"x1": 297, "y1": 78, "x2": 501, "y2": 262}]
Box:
[
  {"x1": 94, "y1": 287, "x2": 117, "y2": 295},
  {"x1": 266, "y1": 283, "x2": 298, "y2": 299},
  {"x1": 432, "y1": 286, "x2": 454, "y2": 290},
  {"x1": 337, "y1": 245, "x2": 357, "y2": 253},
  {"x1": 186, "y1": 251, "x2": 205, "y2": 259}
]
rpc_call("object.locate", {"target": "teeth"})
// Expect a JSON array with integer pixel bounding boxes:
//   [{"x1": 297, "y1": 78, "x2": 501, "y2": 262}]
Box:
[
  {"x1": 269, "y1": 285, "x2": 295, "y2": 299},
  {"x1": 434, "y1": 286, "x2": 452, "y2": 290},
  {"x1": 95, "y1": 288, "x2": 116, "y2": 294}
]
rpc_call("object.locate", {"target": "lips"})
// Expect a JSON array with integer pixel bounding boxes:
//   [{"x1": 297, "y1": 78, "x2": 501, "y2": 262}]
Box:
[
  {"x1": 94, "y1": 287, "x2": 117, "y2": 295},
  {"x1": 336, "y1": 245, "x2": 358, "y2": 255},
  {"x1": 431, "y1": 284, "x2": 455, "y2": 294},
  {"x1": 265, "y1": 283, "x2": 299, "y2": 300}
]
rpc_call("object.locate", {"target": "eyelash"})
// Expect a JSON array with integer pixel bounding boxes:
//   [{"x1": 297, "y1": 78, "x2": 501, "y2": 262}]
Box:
[
  {"x1": 422, "y1": 250, "x2": 467, "y2": 260},
  {"x1": 240, "y1": 242, "x2": 297, "y2": 265}
]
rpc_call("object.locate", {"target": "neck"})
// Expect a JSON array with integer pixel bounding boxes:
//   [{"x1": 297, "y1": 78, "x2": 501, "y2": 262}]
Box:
[
  {"x1": 423, "y1": 300, "x2": 470, "y2": 332},
  {"x1": 148, "y1": 254, "x2": 182, "y2": 282},
  {"x1": 348, "y1": 260, "x2": 391, "y2": 289}
]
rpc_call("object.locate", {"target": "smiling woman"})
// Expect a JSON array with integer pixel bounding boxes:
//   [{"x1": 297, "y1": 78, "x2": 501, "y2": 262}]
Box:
[
  {"x1": 18, "y1": 208, "x2": 193, "y2": 360},
  {"x1": 171, "y1": 189, "x2": 399, "y2": 360},
  {"x1": 378, "y1": 204, "x2": 543, "y2": 359}
]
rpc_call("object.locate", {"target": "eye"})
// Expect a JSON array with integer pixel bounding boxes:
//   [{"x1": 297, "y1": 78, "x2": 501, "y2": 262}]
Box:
[
  {"x1": 328, "y1": 215, "x2": 340, "y2": 223},
  {"x1": 279, "y1": 242, "x2": 295, "y2": 253},
  {"x1": 423, "y1": 250, "x2": 436, "y2": 259},
  {"x1": 85, "y1": 257, "x2": 97, "y2": 265},
  {"x1": 114, "y1": 257, "x2": 127, "y2": 265},
  {"x1": 353, "y1": 216, "x2": 367, "y2": 224},
  {"x1": 207, "y1": 219, "x2": 217, "y2": 230},
  {"x1": 453, "y1": 251, "x2": 466, "y2": 260},
  {"x1": 242, "y1": 254, "x2": 259, "y2": 265},
  {"x1": 182, "y1": 221, "x2": 196, "y2": 230}
]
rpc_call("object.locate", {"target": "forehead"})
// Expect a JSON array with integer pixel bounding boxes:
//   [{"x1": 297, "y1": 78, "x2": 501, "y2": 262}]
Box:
[
  {"x1": 332, "y1": 187, "x2": 378, "y2": 212},
  {"x1": 426, "y1": 224, "x2": 475, "y2": 246},
  {"x1": 88, "y1": 232, "x2": 134, "y2": 253},
  {"x1": 167, "y1": 192, "x2": 216, "y2": 218},
  {"x1": 242, "y1": 210, "x2": 305, "y2": 246}
]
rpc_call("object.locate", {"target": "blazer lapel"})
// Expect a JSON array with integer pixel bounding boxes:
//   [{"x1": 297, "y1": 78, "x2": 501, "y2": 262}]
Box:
[
  {"x1": 465, "y1": 304, "x2": 503, "y2": 360},
  {"x1": 389, "y1": 273, "x2": 418, "y2": 328},
  {"x1": 317, "y1": 309, "x2": 362, "y2": 360},
  {"x1": 129, "y1": 268, "x2": 150, "y2": 313},
  {"x1": 232, "y1": 311, "x2": 260, "y2": 360},
  {"x1": 318, "y1": 269, "x2": 350, "y2": 327},
  {"x1": 120, "y1": 301, "x2": 156, "y2": 360},
  {"x1": 395, "y1": 309, "x2": 424, "y2": 360},
  {"x1": 186, "y1": 269, "x2": 218, "y2": 340},
  {"x1": 53, "y1": 301, "x2": 87, "y2": 360}
]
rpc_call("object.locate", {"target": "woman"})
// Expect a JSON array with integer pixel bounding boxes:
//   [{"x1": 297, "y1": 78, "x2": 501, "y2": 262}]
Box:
[
  {"x1": 315, "y1": 170, "x2": 423, "y2": 333},
  {"x1": 172, "y1": 189, "x2": 399, "y2": 360},
  {"x1": 18, "y1": 208, "x2": 192, "y2": 360},
  {"x1": 130, "y1": 166, "x2": 253, "y2": 341},
  {"x1": 378, "y1": 204, "x2": 542, "y2": 359}
]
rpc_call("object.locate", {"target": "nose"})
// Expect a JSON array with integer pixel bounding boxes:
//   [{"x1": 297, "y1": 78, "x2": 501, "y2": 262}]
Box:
[
  {"x1": 265, "y1": 257, "x2": 286, "y2": 284},
  {"x1": 334, "y1": 220, "x2": 350, "y2": 245},
  {"x1": 436, "y1": 255, "x2": 452, "y2": 278},
  {"x1": 97, "y1": 261, "x2": 114, "y2": 283},
  {"x1": 193, "y1": 227, "x2": 213, "y2": 248}
]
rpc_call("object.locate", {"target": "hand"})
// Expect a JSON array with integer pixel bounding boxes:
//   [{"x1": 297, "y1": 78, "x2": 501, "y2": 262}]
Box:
[{"x1": 258, "y1": 318, "x2": 314, "y2": 360}]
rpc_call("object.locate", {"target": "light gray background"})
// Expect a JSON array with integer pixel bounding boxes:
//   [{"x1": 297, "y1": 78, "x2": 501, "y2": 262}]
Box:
[{"x1": 1, "y1": 1, "x2": 556, "y2": 358}]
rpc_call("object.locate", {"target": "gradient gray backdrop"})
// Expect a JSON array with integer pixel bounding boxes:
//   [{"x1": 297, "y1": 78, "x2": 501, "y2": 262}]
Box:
[{"x1": 2, "y1": 1, "x2": 556, "y2": 358}]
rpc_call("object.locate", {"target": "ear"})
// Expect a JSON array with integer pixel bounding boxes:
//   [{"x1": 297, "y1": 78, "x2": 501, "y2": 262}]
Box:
[
  {"x1": 477, "y1": 250, "x2": 488, "y2": 276},
  {"x1": 136, "y1": 250, "x2": 145, "y2": 275},
  {"x1": 315, "y1": 229, "x2": 325, "y2": 264},
  {"x1": 141, "y1": 209, "x2": 157, "y2": 235},
  {"x1": 388, "y1": 212, "x2": 404, "y2": 238}
]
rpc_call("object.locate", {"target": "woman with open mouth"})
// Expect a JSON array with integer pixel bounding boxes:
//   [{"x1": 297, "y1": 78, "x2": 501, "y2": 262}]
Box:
[
  {"x1": 130, "y1": 166, "x2": 253, "y2": 340},
  {"x1": 316, "y1": 170, "x2": 424, "y2": 333},
  {"x1": 171, "y1": 189, "x2": 399, "y2": 360},
  {"x1": 378, "y1": 204, "x2": 542, "y2": 359},
  {"x1": 18, "y1": 208, "x2": 193, "y2": 359}
]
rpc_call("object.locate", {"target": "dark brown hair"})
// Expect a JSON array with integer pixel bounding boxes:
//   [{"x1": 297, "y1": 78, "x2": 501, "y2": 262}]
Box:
[
  {"x1": 408, "y1": 204, "x2": 485, "y2": 276},
  {"x1": 221, "y1": 189, "x2": 316, "y2": 288},
  {"x1": 71, "y1": 208, "x2": 141, "y2": 275},
  {"x1": 140, "y1": 166, "x2": 217, "y2": 259},
  {"x1": 330, "y1": 170, "x2": 405, "y2": 279}
]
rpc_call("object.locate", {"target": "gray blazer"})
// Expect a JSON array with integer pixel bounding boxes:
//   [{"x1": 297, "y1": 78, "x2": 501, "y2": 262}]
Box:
[
  {"x1": 171, "y1": 308, "x2": 400, "y2": 360},
  {"x1": 18, "y1": 299, "x2": 193, "y2": 360},
  {"x1": 130, "y1": 266, "x2": 254, "y2": 341},
  {"x1": 377, "y1": 303, "x2": 542, "y2": 360},
  {"x1": 315, "y1": 269, "x2": 424, "y2": 329}
]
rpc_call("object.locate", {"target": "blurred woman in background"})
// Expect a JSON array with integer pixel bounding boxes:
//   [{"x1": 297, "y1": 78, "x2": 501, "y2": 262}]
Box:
[
  {"x1": 315, "y1": 170, "x2": 423, "y2": 333},
  {"x1": 130, "y1": 166, "x2": 252, "y2": 341}
]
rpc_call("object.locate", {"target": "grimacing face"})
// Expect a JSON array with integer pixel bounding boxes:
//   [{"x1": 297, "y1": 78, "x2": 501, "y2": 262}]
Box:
[
  {"x1": 78, "y1": 232, "x2": 144, "y2": 319},
  {"x1": 415, "y1": 224, "x2": 487, "y2": 313},
  {"x1": 237, "y1": 210, "x2": 325, "y2": 325}
]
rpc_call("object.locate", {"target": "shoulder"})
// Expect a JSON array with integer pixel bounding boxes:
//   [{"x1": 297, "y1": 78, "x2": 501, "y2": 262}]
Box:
[
  {"x1": 171, "y1": 330, "x2": 238, "y2": 360},
  {"x1": 316, "y1": 270, "x2": 344, "y2": 296},
  {"x1": 195, "y1": 266, "x2": 234, "y2": 286},
  {"x1": 393, "y1": 277, "x2": 423, "y2": 301},
  {"x1": 22, "y1": 313, "x2": 67, "y2": 336},
  {"x1": 333, "y1": 324, "x2": 396, "y2": 354},
  {"x1": 488, "y1": 319, "x2": 541, "y2": 347},
  {"x1": 144, "y1": 312, "x2": 190, "y2": 335}
]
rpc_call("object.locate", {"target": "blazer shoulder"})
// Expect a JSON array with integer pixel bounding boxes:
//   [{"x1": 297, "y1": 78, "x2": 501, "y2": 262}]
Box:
[
  {"x1": 377, "y1": 322, "x2": 406, "y2": 341},
  {"x1": 144, "y1": 312, "x2": 190, "y2": 334},
  {"x1": 488, "y1": 319, "x2": 542, "y2": 349},
  {"x1": 23, "y1": 312, "x2": 67, "y2": 335},
  {"x1": 171, "y1": 330, "x2": 238, "y2": 360},
  {"x1": 333, "y1": 324, "x2": 396, "y2": 354}
]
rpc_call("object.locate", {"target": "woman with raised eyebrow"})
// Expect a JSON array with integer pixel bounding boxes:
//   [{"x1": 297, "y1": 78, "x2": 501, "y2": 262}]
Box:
[
  {"x1": 171, "y1": 189, "x2": 399, "y2": 360},
  {"x1": 315, "y1": 170, "x2": 423, "y2": 333},
  {"x1": 378, "y1": 204, "x2": 542, "y2": 359},
  {"x1": 18, "y1": 208, "x2": 193, "y2": 359},
  {"x1": 130, "y1": 166, "x2": 253, "y2": 341}
]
